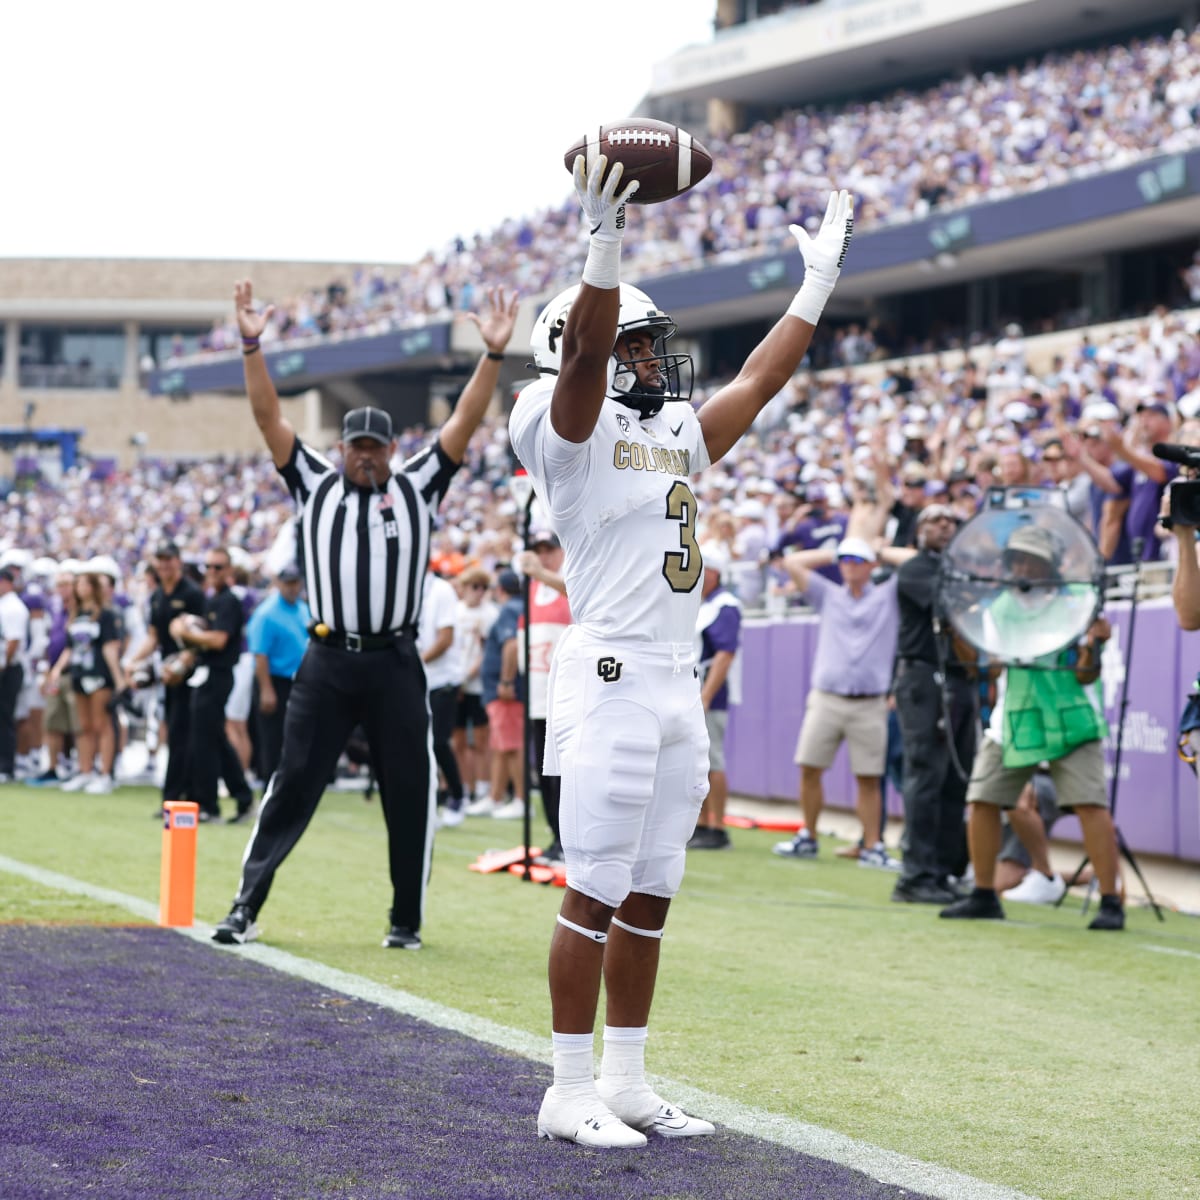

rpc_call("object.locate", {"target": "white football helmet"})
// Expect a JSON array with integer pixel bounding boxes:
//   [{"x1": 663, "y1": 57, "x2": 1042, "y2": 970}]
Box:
[{"x1": 530, "y1": 282, "x2": 693, "y2": 419}]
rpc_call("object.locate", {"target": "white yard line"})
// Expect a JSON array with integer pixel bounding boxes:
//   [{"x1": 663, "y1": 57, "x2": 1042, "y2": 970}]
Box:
[
  {"x1": 1, "y1": 853, "x2": 1039, "y2": 1200},
  {"x1": 1140, "y1": 942, "x2": 1200, "y2": 961}
]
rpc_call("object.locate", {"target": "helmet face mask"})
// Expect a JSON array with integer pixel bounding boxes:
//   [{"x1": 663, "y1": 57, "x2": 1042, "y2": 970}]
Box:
[
  {"x1": 531, "y1": 283, "x2": 693, "y2": 419},
  {"x1": 610, "y1": 323, "x2": 692, "y2": 419}
]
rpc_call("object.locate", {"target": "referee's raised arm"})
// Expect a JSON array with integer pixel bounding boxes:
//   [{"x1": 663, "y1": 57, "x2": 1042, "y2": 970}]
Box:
[
  {"x1": 234, "y1": 279, "x2": 295, "y2": 468},
  {"x1": 438, "y1": 286, "x2": 520, "y2": 464},
  {"x1": 211, "y1": 280, "x2": 523, "y2": 956}
]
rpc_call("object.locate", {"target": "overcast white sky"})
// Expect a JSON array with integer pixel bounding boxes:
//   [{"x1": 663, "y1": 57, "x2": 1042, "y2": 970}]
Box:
[{"x1": 2, "y1": 1, "x2": 715, "y2": 264}]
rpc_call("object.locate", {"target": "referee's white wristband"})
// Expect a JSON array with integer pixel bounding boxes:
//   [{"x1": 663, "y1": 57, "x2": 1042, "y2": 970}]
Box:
[
  {"x1": 581, "y1": 236, "x2": 621, "y2": 290},
  {"x1": 787, "y1": 277, "x2": 835, "y2": 326}
]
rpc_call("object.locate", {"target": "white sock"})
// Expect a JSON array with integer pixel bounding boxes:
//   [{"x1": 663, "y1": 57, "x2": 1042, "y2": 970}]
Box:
[
  {"x1": 551, "y1": 1031, "x2": 595, "y2": 1097},
  {"x1": 601, "y1": 1025, "x2": 648, "y2": 1084}
]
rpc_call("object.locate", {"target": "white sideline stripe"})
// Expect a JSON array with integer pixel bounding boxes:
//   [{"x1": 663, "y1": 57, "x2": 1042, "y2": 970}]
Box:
[
  {"x1": 1141, "y1": 943, "x2": 1200, "y2": 961},
  {"x1": 0, "y1": 855, "x2": 1038, "y2": 1200}
]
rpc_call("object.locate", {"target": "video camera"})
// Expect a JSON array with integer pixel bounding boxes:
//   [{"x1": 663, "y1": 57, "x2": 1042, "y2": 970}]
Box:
[{"x1": 1153, "y1": 443, "x2": 1200, "y2": 530}]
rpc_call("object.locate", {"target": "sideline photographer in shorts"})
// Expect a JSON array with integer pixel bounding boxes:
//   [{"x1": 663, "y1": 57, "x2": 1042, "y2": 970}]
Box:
[{"x1": 938, "y1": 525, "x2": 1125, "y2": 930}]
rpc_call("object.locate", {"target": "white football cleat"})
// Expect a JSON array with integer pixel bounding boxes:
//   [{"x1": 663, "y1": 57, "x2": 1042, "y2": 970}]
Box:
[
  {"x1": 595, "y1": 1080, "x2": 715, "y2": 1138},
  {"x1": 536, "y1": 1086, "x2": 647, "y2": 1148},
  {"x1": 1002, "y1": 871, "x2": 1066, "y2": 904}
]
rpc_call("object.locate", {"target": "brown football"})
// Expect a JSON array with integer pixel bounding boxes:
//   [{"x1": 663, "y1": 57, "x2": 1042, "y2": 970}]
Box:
[{"x1": 563, "y1": 118, "x2": 712, "y2": 205}]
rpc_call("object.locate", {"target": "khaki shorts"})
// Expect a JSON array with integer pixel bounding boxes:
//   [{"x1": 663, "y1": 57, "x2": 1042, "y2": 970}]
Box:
[
  {"x1": 45, "y1": 688, "x2": 77, "y2": 736},
  {"x1": 966, "y1": 736, "x2": 1107, "y2": 809},
  {"x1": 794, "y1": 690, "x2": 887, "y2": 777},
  {"x1": 704, "y1": 708, "x2": 728, "y2": 773}
]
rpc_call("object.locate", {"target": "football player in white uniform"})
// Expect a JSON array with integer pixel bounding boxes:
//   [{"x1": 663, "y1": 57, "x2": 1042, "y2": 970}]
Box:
[{"x1": 509, "y1": 154, "x2": 854, "y2": 1148}]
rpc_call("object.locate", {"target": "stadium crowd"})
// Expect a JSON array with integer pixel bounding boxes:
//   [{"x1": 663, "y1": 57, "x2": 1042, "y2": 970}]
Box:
[
  {"x1": 175, "y1": 26, "x2": 1200, "y2": 364},
  {"x1": 3, "y1": 301, "x2": 1199, "y2": 810}
]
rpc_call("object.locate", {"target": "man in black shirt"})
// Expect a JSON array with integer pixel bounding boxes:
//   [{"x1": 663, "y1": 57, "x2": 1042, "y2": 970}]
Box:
[
  {"x1": 170, "y1": 547, "x2": 254, "y2": 823},
  {"x1": 882, "y1": 504, "x2": 976, "y2": 903},
  {"x1": 127, "y1": 542, "x2": 206, "y2": 812}
]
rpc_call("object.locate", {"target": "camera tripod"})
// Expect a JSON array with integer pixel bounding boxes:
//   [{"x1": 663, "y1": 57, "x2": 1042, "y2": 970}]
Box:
[{"x1": 1056, "y1": 548, "x2": 1165, "y2": 922}]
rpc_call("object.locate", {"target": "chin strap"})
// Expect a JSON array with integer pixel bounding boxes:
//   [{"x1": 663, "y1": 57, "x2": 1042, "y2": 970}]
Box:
[{"x1": 614, "y1": 393, "x2": 666, "y2": 419}]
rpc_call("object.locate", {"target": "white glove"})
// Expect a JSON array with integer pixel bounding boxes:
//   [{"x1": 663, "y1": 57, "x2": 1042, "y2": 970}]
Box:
[
  {"x1": 573, "y1": 153, "x2": 640, "y2": 240},
  {"x1": 787, "y1": 189, "x2": 854, "y2": 325},
  {"x1": 574, "y1": 153, "x2": 639, "y2": 290}
]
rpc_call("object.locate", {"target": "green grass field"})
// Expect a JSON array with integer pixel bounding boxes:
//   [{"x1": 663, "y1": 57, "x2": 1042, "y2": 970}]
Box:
[{"x1": 3, "y1": 782, "x2": 1198, "y2": 1200}]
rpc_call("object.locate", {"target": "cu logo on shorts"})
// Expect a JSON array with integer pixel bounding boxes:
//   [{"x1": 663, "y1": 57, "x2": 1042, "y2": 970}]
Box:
[{"x1": 597, "y1": 656, "x2": 623, "y2": 683}]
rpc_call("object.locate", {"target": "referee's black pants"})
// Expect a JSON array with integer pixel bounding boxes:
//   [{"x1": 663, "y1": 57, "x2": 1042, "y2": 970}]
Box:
[
  {"x1": 894, "y1": 661, "x2": 975, "y2": 888},
  {"x1": 233, "y1": 638, "x2": 434, "y2": 932}
]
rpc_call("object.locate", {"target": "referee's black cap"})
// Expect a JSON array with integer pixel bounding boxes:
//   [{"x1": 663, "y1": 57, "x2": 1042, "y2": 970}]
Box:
[{"x1": 342, "y1": 406, "x2": 394, "y2": 445}]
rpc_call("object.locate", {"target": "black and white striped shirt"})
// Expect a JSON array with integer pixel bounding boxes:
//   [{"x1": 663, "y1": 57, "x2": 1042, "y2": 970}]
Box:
[{"x1": 279, "y1": 437, "x2": 458, "y2": 635}]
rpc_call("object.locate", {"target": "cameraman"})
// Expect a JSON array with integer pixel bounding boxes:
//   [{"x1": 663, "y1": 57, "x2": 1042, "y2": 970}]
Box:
[
  {"x1": 880, "y1": 505, "x2": 976, "y2": 904},
  {"x1": 1163, "y1": 435, "x2": 1200, "y2": 628},
  {"x1": 1170, "y1": 512, "x2": 1200, "y2": 629},
  {"x1": 939, "y1": 527, "x2": 1124, "y2": 930}
]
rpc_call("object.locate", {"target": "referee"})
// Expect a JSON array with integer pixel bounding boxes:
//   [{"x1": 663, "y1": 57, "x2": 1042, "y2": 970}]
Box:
[{"x1": 213, "y1": 280, "x2": 519, "y2": 950}]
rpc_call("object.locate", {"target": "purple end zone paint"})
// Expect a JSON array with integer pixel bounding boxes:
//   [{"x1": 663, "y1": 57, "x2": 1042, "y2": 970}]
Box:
[{"x1": 0, "y1": 927, "x2": 937, "y2": 1200}]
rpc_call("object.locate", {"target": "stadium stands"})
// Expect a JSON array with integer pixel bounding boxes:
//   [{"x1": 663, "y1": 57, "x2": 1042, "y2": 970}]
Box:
[{"x1": 171, "y1": 25, "x2": 1200, "y2": 366}]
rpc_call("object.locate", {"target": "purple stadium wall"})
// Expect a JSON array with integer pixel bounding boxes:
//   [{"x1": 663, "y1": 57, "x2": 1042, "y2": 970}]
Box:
[{"x1": 725, "y1": 598, "x2": 1200, "y2": 863}]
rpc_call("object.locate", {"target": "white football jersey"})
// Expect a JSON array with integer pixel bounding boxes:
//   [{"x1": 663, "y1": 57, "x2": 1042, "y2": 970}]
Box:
[{"x1": 509, "y1": 375, "x2": 711, "y2": 645}]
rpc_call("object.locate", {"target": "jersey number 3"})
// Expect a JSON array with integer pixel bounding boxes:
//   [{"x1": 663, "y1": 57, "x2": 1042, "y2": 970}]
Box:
[{"x1": 662, "y1": 480, "x2": 702, "y2": 593}]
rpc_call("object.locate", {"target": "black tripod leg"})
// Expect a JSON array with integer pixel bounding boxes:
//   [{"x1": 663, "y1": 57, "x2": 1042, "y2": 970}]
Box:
[
  {"x1": 1054, "y1": 854, "x2": 1091, "y2": 909},
  {"x1": 1115, "y1": 825, "x2": 1166, "y2": 922}
]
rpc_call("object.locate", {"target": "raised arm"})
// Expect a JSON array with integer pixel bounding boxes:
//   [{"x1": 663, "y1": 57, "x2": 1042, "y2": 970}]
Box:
[
  {"x1": 1171, "y1": 512, "x2": 1200, "y2": 629},
  {"x1": 877, "y1": 544, "x2": 917, "y2": 568},
  {"x1": 516, "y1": 550, "x2": 567, "y2": 597},
  {"x1": 781, "y1": 545, "x2": 837, "y2": 593},
  {"x1": 1108, "y1": 427, "x2": 1169, "y2": 484},
  {"x1": 439, "y1": 286, "x2": 520, "y2": 464},
  {"x1": 551, "y1": 156, "x2": 639, "y2": 444},
  {"x1": 847, "y1": 432, "x2": 894, "y2": 540},
  {"x1": 1068, "y1": 434, "x2": 1121, "y2": 495},
  {"x1": 699, "y1": 191, "x2": 854, "y2": 464},
  {"x1": 235, "y1": 280, "x2": 294, "y2": 469}
]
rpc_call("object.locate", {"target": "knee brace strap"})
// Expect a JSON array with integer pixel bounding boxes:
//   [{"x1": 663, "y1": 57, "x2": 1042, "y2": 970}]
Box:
[
  {"x1": 556, "y1": 914, "x2": 607, "y2": 944},
  {"x1": 611, "y1": 915, "x2": 664, "y2": 940}
]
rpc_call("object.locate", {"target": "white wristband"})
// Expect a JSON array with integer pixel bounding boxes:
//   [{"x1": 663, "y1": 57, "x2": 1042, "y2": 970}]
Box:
[
  {"x1": 581, "y1": 236, "x2": 621, "y2": 289},
  {"x1": 787, "y1": 276, "x2": 835, "y2": 326}
]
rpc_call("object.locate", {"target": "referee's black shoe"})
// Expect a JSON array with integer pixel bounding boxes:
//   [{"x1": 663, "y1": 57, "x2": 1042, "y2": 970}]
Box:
[
  {"x1": 212, "y1": 904, "x2": 259, "y2": 945},
  {"x1": 383, "y1": 921, "x2": 422, "y2": 950}
]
